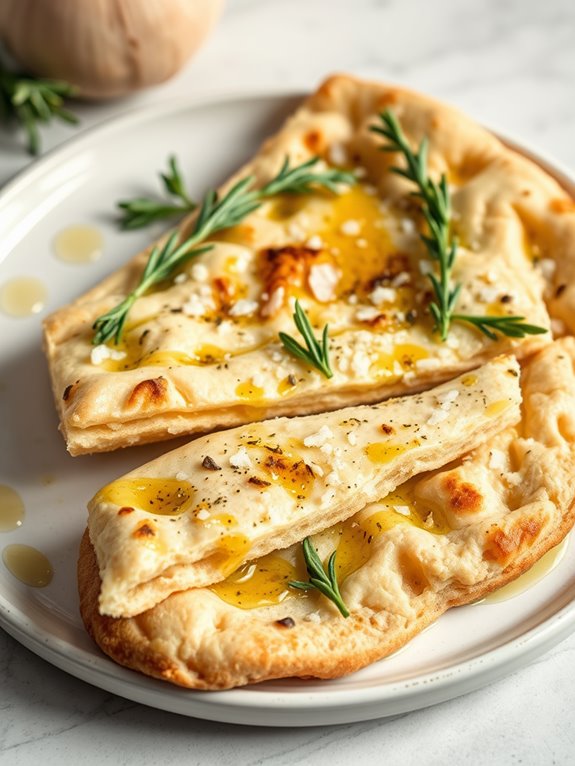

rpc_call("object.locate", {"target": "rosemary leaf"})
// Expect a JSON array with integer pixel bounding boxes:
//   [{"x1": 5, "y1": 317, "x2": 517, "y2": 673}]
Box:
[
  {"x1": 279, "y1": 300, "x2": 333, "y2": 378},
  {"x1": 117, "y1": 155, "x2": 197, "y2": 229},
  {"x1": 289, "y1": 538, "x2": 350, "y2": 618},
  {"x1": 0, "y1": 62, "x2": 78, "y2": 155},
  {"x1": 370, "y1": 110, "x2": 546, "y2": 341},
  {"x1": 93, "y1": 157, "x2": 355, "y2": 345}
]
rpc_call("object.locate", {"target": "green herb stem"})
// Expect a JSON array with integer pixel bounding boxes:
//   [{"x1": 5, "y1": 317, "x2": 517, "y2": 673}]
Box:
[
  {"x1": 93, "y1": 157, "x2": 355, "y2": 345},
  {"x1": 289, "y1": 537, "x2": 350, "y2": 618},
  {"x1": 370, "y1": 110, "x2": 546, "y2": 341},
  {"x1": 279, "y1": 300, "x2": 333, "y2": 379}
]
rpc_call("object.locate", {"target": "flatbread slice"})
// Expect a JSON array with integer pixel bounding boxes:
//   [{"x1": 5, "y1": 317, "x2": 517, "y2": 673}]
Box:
[
  {"x1": 88, "y1": 355, "x2": 521, "y2": 617},
  {"x1": 43, "y1": 73, "x2": 564, "y2": 456},
  {"x1": 78, "y1": 338, "x2": 575, "y2": 689}
]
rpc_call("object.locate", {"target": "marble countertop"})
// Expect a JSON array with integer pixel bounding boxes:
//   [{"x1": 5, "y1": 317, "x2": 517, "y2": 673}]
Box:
[{"x1": 1, "y1": 0, "x2": 575, "y2": 763}]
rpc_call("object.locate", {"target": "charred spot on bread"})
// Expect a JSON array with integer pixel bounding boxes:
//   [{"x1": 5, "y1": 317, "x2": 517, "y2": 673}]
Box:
[{"x1": 126, "y1": 377, "x2": 168, "y2": 409}]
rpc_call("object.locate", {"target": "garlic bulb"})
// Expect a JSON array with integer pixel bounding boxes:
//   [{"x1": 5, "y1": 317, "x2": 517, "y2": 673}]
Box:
[{"x1": 0, "y1": 0, "x2": 225, "y2": 99}]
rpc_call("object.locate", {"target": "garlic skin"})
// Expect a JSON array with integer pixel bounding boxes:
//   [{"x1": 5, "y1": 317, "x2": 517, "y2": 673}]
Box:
[{"x1": 0, "y1": 0, "x2": 225, "y2": 99}]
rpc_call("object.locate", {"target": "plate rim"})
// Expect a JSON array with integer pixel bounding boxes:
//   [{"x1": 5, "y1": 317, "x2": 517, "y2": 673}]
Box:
[{"x1": 1, "y1": 87, "x2": 575, "y2": 726}]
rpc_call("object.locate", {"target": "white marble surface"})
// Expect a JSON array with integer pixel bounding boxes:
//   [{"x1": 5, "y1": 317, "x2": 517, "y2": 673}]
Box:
[{"x1": 1, "y1": 0, "x2": 575, "y2": 763}]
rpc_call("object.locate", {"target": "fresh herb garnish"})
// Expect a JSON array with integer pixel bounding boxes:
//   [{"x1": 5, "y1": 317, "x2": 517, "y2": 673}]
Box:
[
  {"x1": 0, "y1": 62, "x2": 78, "y2": 155},
  {"x1": 370, "y1": 110, "x2": 547, "y2": 341},
  {"x1": 93, "y1": 157, "x2": 355, "y2": 345},
  {"x1": 279, "y1": 300, "x2": 333, "y2": 378},
  {"x1": 117, "y1": 156, "x2": 197, "y2": 229},
  {"x1": 289, "y1": 537, "x2": 349, "y2": 618}
]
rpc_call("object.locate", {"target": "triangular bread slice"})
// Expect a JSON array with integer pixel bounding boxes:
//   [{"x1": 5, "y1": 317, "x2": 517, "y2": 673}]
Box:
[
  {"x1": 89, "y1": 355, "x2": 521, "y2": 618},
  {"x1": 43, "y1": 73, "x2": 566, "y2": 456},
  {"x1": 78, "y1": 338, "x2": 575, "y2": 689}
]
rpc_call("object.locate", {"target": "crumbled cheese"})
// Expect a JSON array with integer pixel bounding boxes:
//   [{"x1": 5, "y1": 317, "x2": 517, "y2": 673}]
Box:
[
  {"x1": 537, "y1": 258, "x2": 556, "y2": 280},
  {"x1": 355, "y1": 306, "x2": 381, "y2": 322},
  {"x1": 174, "y1": 272, "x2": 188, "y2": 284},
  {"x1": 320, "y1": 443, "x2": 334, "y2": 456},
  {"x1": 196, "y1": 509, "x2": 210, "y2": 521},
  {"x1": 347, "y1": 431, "x2": 357, "y2": 446},
  {"x1": 229, "y1": 447, "x2": 252, "y2": 469},
  {"x1": 478, "y1": 285, "x2": 500, "y2": 303},
  {"x1": 340, "y1": 219, "x2": 361, "y2": 236},
  {"x1": 91, "y1": 344, "x2": 127, "y2": 366},
  {"x1": 305, "y1": 611, "x2": 322, "y2": 624},
  {"x1": 288, "y1": 221, "x2": 305, "y2": 240},
  {"x1": 175, "y1": 471, "x2": 189, "y2": 481},
  {"x1": 415, "y1": 358, "x2": 442, "y2": 371},
  {"x1": 306, "y1": 235, "x2": 323, "y2": 250},
  {"x1": 351, "y1": 349, "x2": 372, "y2": 378},
  {"x1": 326, "y1": 471, "x2": 341, "y2": 486},
  {"x1": 356, "y1": 238, "x2": 368, "y2": 248},
  {"x1": 183, "y1": 294, "x2": 213, "y2": 317},
  {"x1": 309, "y1": 462, "x2": 324, "y2": 478},
  {"x1": 337, "y1": 356, "x2": 350, "y2": 373},
  {"x1": 488, "y1": 449, "x2": 507, "y2": 470},
  {"x1": 191, "y1": 263, "x2": 209, "y2": 282},
  {"x1": 271, "y1": 350, "x2": 284, "y2": 363},
  {"x1": 392, "y1": 272, "x2": 411, "y2": 288},
  {"x1": 303, "y1": 425, "x2": 333, "y2": 448},
  {"x1": 308, "y1": 263, "x2": 340, "y2": 302},
  {"x1": 393, "y1": 505, "x2": 411, "y2": 516},
  {"x1": 262, "y1": 286, "x2": 285, "y2": 317},
  {"x1": 428, "y1": 408, "x2": 450, "y2": 425},
  {"x1": 446, "y1": 335, "x2": 460, "y2": 349},
  {"x1": 329, "y1": 143, "x2": 347, "y2": 166},
  {"x1": 229, "y1": 298, "x2": 259, "y2": 317},
  {"x1": 419, "y1": 260, "x2": 434, "y2": 276},
  {"x1": 252, "y1": 373, "x2": 265, "y2": 388},
  {"x1": 216, "y1": 319, "x2": 233, "y2": 336},
  {"x1": 484, "y1": 270, "x2": 498, "y2": 285},
  {"x1": 347, "y1": 294, "x2": 358, "y2": 305},
  {"x1": 400, "y1": 218, "x2": 416, "y2": 235},
  {"x1": 437, "y1": 389, "x2": 460, "y2": 407},
  {"x1": 369, "y1": 286, "x2": 397, "y2": 305}
]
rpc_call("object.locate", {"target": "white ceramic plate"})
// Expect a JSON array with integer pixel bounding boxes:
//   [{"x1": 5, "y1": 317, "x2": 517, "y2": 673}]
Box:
[{"x1": 1, "y1": 92, "x2": 575, "y2": 728}]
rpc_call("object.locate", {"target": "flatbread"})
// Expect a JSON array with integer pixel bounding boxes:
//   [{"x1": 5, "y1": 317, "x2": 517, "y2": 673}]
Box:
[
  {"x1": 88, "y1": 355, "x2": 521, "y2": 617},
  {"x1": 78, "y1": 339, "x2": 575, "y2": 689},
  {"x1": 44, "y1": 73, "x2": 568, "y2": 456}
]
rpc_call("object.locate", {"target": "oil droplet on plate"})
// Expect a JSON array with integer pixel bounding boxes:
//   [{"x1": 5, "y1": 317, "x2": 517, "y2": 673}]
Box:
[
  {"x1": 0, "y1": 277, "x2": 47, "y2": 317},
  {"x1": 0, "y1": 484, "x2": 25, "y2": 531},
  {"x1": 53, "y1": 225, "x2": 103, "y2": 264},
  {"x1": 2, "y1": 544, "x2": 53, "y2": 587},
  {"x1": 480, "y1": 538, "x2": 568, "y2": 604}
]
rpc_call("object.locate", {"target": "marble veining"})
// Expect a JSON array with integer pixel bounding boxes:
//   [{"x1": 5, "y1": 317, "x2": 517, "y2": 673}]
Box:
[{"x1": 1, "y1": 0, "x2": 575, "y2": 763}]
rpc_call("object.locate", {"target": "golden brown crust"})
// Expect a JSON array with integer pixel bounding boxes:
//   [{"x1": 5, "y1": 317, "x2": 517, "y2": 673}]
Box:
[
  {"x1": 87, "y1": 356, "x2": 521, "y2": 618},
  {"x1": 43, "y1": 72, "x2": 571, "y2": 455},
  {"x1": 78, "y1": 339, "x2": 575, "y2": 689}
]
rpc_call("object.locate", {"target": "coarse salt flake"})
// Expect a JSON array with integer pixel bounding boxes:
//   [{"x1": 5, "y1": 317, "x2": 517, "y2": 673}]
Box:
[
  {"x1": 306, "y1": 235, "x2": 323, "y2": 250},
  {"x1": 196, "y1": 509, "x2": 210, "y2": 521},
  {"x1": 355, "y1": 306, "x2": 381, "y2": 322}
]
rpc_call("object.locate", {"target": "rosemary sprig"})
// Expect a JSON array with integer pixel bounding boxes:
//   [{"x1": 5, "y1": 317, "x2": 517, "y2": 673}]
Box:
[
  {"x1": 289, "y1": 537, "x2": 349, "y2": 618},
  {"x1": 279, "y1": 300, "x2": 333, "y2": 378},
  {"x1": 117, "y1": 156, "x2": 197, "y2": 229},
  {"x1": 0, "y1": 63, "x2": 78, "y2": 155},
  {"x1": 370, "y1": 110, "x2": 546, "y2": 341},
  {"x1": 93, "y1": 157, "x2": 355, "y2": 345}
]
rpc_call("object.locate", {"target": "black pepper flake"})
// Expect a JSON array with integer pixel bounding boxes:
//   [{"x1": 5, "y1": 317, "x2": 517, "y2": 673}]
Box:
[
  {"x1": 202, "y1": 456, "x2": 222, "y2": 471},
  {"x1": 507, "y1": 368, "x2": 519, "y2": 377},
  {"x1": 248, "y1": 476, "x2": 271, "y2": 487},
  {"x1": 500, "y1": 294, "x2": 513, "y2": 304},
  {"x1": 275, "y1": 617, "x2": 295, "y2": 629},
  {"x1": 287, "y1": 374, "x2": 297, "y2": 386},
  {"x1": 556, "y1": 284, "x2": 567, "y2": 298}
]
